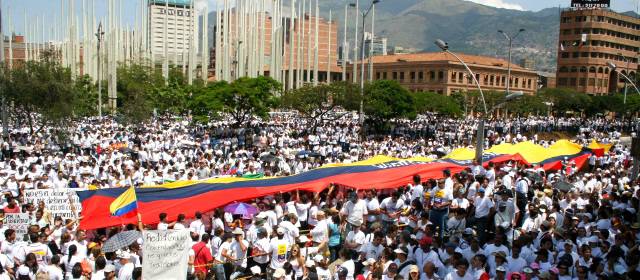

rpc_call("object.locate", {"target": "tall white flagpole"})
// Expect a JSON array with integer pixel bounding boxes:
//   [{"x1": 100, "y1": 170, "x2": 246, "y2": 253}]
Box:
[
  {"x1": 327, "y1": 10, "x2": 332, "y2": 84},
  {"x1": 201, "y1": 0, "x2": 209, "y2": 81},
  {"x1": 353, "y1": 0, "x2": 358, "y2": 83},
  {"x1": 288, "y1": 0, "x2": 295, "y2": 90},
  {"x1": 313, "y1": 0, "x2": 318, "y2": 86},
  {"x1": 306, "y1": 0, "x2": 311, "y2": 84},
  {"x1": 163, "y1": 0, "x2": 169, "y2": 81},
  {"x1": 342, "y1": 4, "x2": 347, "y2": 81},
  {"x1": 300, "y1": 0, "x2": 306, "y2": 84},
  {"x1": 368, "y1": 4, "x2": 374, "y2": 82}
]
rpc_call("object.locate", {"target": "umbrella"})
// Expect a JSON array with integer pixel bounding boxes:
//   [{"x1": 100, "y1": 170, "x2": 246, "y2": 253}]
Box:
[
  {"x1": 224, "y1": 202, "x2": 259, "y2": 219},
  {"x1": 260, "y1": 153, "x2": 277, "y2": 162},
  {"x1": 102, "y1": 231, "x2": 142, "y2": 253},
  {"x1": 296, "y1": 150, "x2": 310, "y2": 158},
  {"x1": 526, "y1": 171, "x2": 543, "y2": 184},
  {"x1": 553, "y1": 181, "x2": 573, "y2": 192}
]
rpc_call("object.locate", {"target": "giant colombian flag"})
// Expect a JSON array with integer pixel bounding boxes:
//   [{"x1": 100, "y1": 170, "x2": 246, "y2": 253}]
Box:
[{"x1": 77, "y1": 139, "x2": 597, "y2": 230}]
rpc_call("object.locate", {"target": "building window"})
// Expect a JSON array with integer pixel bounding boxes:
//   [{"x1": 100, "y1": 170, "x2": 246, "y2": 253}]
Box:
[
  {"x1": 400, "y1": 72, "x2": 405, "y2": 81},
  {"x1": 168, "y1": 9, "x2": 175, "y2": 15},
  {"x1": 572, "y1": 52, "x2": 579, "y2": 58},
  {"x1": 410, "y1": 72, "x2": 416, "y2": 82},
  {"x1": 501, "y1": 76, "x2": 506, "y2": 86},
  {"x1": 451, "y1": 72, "x2": 457, "y2": 83},
  {"x1": 514, "y1": 78, "x2": 519, "y2": 87},
  {"x1": 588, "y1": 78, "x2": 595, "y2": 86},
  {"x1": 570, "y1": 78, "x2": 577, "y2": 86},
  {"x1": 419, "y1": 71, "x2": 424, "y2": 81},
  {"x1": 527, "y1": 79, "x2": 532, "y2": 89},
  {"x1": 376, "y1": 72, "x2": 381, "y2": 80},
  {"x1": 429, "y1": 71, "x2": 435, "y2": 81},
  {"x1": 489, "y1": 75, "x2": 494, "y2": 86},
  {"x1": 580, "y1": 67, "x2": 587, "y2": 73},
  {"x1": 383, "y1": 72, "x2": 387, "y2": 79},
  {"x1": 438, "y1": 71, "x2": 444, "y2": 81},
  {"x1": 561, "y1": 53, "x2": 569, "y2": 58},
  {"x1": 559, "y1": 67, "x2": 569, "y2": 73},
  {"x1": 558, "y1": 78, "x2": 568, "y2": 86},
  {"x1": 579, "y1": 78, "x2": 586, "y2": 86},
  {"x1": 392, "y1": 72, "x2": 397, "y2": 80}
]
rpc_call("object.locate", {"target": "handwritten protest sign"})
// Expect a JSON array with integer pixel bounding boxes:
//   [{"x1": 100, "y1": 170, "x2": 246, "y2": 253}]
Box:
[
  {"x1": 5, "y1": 213, "x2": 30, "y2": 237},
  {"x1": 24, "y1": 189, "x2": 82, "y2": 220},
  {"x1": 142, "y1": 230, "x2": 191, "y2": 280}
]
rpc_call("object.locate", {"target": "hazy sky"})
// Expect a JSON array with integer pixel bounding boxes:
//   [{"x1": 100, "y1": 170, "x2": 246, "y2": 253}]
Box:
[{"x1": 3, "y1": 0, "x2": 638, "y2": 38}]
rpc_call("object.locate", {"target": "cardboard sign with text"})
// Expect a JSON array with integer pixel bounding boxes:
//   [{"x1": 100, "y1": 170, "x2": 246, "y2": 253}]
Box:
[
  {"x1": 23, "y1": 189, "x2": 82, "y2": 220},
  {"x1": 142, "y1": 230, "x2": 191, "y2": 280}
]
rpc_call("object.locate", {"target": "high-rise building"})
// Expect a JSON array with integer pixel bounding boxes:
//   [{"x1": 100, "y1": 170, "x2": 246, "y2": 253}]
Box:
[
  {"x1": 212, "y1": 10, "x2": 339, "y2": 85},
  {"x1": 364, "y1": 32, "x2": 387, "y2": 57},
  {"x1": 556, "y1": 7, "x2": 640, "y2": 95},
  {"x1": 148, "y1": 0, "x2": 195, "y2": 65}
]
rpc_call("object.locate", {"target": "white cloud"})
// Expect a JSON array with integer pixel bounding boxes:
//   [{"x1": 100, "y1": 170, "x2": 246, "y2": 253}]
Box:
[{"x1": 465, "y1": 0, "x2": 526, "y2": 11}]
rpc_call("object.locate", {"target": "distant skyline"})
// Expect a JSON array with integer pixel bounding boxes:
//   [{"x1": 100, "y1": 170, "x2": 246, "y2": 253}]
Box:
[
  {"x1": 468, "y1": 0, "x2": 637, "y2": 12},
  {"x1": 1, "y1": 0, "x2": 638, "y2": 39}
]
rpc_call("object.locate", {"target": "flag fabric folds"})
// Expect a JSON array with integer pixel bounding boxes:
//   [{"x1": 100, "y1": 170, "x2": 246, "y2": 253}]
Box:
[
  {"x1": 109, "y1": 186, "x2": 138, "y2": 217},
  {"x1": 78, "y1": 140, "x2": 604, "y2": 230}
]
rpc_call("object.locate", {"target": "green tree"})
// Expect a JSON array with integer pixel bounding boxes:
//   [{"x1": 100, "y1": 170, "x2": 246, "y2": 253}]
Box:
[
  {"x1": 189, "y1": 81, "x2": 227, "y2": 124},
  {"x1": 116, "y1": 64, "x2": 165, "y2": 124},
  {"x1": 539, "y1": 88, "x2": 592, "y2": 115},
  {"x1": 280, "y1": 82, "x2": 355, "y2": 133},
  {"x1": 1, "y1": 54, "x2": 80, "y2": 134},
  {"x1": 363, "y1": 80, "x2": 416, "y2": 127},
  {"x1": 217, "y1": 76, "x2": 281, "y2": 127},
  {"x1": 412, "y1": 91, "x2": 463, "y2": 117}
]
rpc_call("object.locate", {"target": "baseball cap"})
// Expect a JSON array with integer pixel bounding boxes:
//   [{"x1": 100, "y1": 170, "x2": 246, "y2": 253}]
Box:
[
  {"x1": 496, "y1": 266, "x2": 507, "y2": 272},
  {"x1": 273, "y1": 268, "x2": 286, "y2": 278},
  {"x1": 393, "y1": 247, "x2": 408, "y2": 255},
  {"x1": 305, "y1": 259, "x2": 315, "y2": 268},
  {"x1": 250, "y1": 266, "x2": 261, "y2": 275},
  {"x1": 419, "y1": 236, "x2": 433, "y2": 245},
  {"x1": 363, "y1": 258, "x2": 376, "y2": 266},
  {"x1": 337, "y1": 267, "x2": 348, "y2": 277},
  {"x1": 298, "y1": 235, "x2": 310, "y2": 243},
  {"x1": 313, "y1": 254, "x2": 324, "y2": 263},
  {"x1": 277, "y1": 227, "x2": 285, "y2": 235},
  {"x1": 104, "y1": 264, "x2": 116, "y2": 273},
  {"x1": 409, "y1": 265, "x2": 419, "y2": 273},
  {"x1": 232, "y1": 228, "x2": 244, "y2": 235}
]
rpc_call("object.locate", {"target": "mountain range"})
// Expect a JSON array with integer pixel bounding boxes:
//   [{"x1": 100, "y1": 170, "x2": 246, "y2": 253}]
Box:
[{"x1": 207, "y1": 0, "x2": 637, "y2": 73}]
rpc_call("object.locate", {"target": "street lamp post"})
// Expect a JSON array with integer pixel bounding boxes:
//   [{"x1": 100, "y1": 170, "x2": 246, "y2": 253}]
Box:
[
  {"x1": 618, "y1": 53, "x2": 631, "y2": 104},
  {"x1": 608, "y1": 61, "x2": 640, "y2": 100},
  {"x1": 350, "y1": 0, "x2": 379, "y2": 131},
  {"x1": 498, "y1": 29, "x2": 525, "y2": 94},
  {"x1": 96, "y1": 23, "x2": 104, "y2": 118},
  {"x1": 436, "y1": 39, "x2": 523, "y2": 164}
]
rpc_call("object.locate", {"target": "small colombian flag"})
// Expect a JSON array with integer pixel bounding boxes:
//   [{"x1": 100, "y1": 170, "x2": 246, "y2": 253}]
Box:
[{"x1": 109, "y1": 186, "x2": 138, "y2": 217}]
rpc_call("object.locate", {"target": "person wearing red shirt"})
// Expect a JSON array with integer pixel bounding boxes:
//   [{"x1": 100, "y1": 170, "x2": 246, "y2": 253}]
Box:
[
  {"x1": 192, "y1": 233, "x2": 214, "y2": 277},
  {"x1": 3, "y1": 197, "x2": 20, "y2": 214}
]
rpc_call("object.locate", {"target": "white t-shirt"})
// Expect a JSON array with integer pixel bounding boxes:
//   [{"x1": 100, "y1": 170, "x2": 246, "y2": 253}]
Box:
[
  {"x1": 444, "y1": 271, "x2": 474, "y2": 280},
  {"x1": 474, "y1": 196, "x2": 494, "y2": 218},
  {"x1": 118, "y1": 262, "x2": 135, "y2": 280},
  {"x1": 359, "y1": 242, "x2": 384, "y2": 260},
  {"x1": 345, "y1": 230, "x2": 366, "y2": 252},
  {"x1": 341, "y1": 200, "x2": 368, "y2": 226},
  {"x1": 269, "y1": 238, "x2": 289, "y2": 269}
]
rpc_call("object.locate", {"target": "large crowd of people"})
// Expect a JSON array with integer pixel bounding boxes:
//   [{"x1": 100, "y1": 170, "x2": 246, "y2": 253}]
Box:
[{"x1": 0, "y1": 113, "x2": 638, "y2": 280}]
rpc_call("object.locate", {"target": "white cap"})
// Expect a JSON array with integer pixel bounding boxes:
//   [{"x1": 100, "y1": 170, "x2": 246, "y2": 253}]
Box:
[
  {"x1": 273, "y1": 268, "x2": 286, "y2": 278},
  {"x1": 313, "y1": 254, "x2": 324, "y2": 263},
  {"x1": 104, "y1": 264, "x2": 116, "y2": 273},
  {"x1": 250, "y1": 266, "x2": 261, "y2": 275},
  {"x1": 298, "y1": 235, "x2": 310, "y2": 243},
  {"x1": 116, "y1": 250, "x2": 131, "y2": 259},
  {"x1": 277, "y1": 227, "x2": 286, "y2": 235},
  {"x1": 232, "y1": 228, "x2": 244, "y2": 235},
  {"x1": 363, "y1": 258, "x2": 376, "y2": 266},
  {"x1": 305, "y1": 259, "x2": 315, "y2": 268}
]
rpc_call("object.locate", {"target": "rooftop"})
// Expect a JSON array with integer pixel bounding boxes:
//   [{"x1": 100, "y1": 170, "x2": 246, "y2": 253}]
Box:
[{"x1": 364, "y1": 52, "x2": 528, "y2": 71}]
